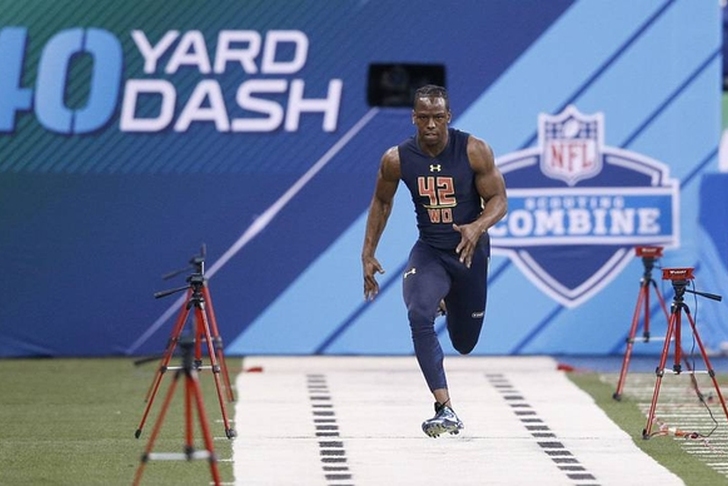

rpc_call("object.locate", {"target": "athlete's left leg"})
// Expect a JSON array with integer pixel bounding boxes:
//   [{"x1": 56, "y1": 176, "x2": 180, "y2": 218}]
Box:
[{"x1": 444, "y1": 239, "x2": 490, "y2": 354}]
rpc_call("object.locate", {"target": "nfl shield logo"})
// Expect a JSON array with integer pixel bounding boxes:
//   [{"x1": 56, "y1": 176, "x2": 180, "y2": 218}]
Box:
[
  {"x1": 491, "y1": 106, "x2": 679, "y2": 308},
  {"x1": 540, "y1": 106, "x2": 602, "y2": 186}
]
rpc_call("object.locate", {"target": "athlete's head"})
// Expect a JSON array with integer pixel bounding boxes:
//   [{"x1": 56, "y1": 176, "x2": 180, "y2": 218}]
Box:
[{"x1": 412, "y1": 85, "x2": 451, "y2": 149}]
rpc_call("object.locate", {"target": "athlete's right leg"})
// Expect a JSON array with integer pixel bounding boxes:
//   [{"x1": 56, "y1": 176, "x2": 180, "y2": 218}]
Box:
[
  {"x1": 403, "y1": 243, "x2": 462, "y2": 437},
  {"x1": 402, "y1": 241, "x2": 450, "y2": 393}
]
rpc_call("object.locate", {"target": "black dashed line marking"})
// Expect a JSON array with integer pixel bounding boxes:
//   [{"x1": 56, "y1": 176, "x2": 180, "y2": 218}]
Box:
[
  {"x1": 538, "y1": 441, "x2": 565, "y2": 449},
  {"x1": 321, "y1": 457, "x2": 346, "y2": 463},
  {"x1": 307, "y1": 374, "x2": 354, "y2": 486},
  {"x1": 320, "y1": 449, "x2": 346, "y2": 456},
  {"x1": 567, "y1": 473, "x2": 596, "y2": 480},
  {"x1": 486, "y1": 374, "x2": 601, "y2": 486},
  {"x1": 326, "y1": 474, "x2": 353, "y2": 481}
]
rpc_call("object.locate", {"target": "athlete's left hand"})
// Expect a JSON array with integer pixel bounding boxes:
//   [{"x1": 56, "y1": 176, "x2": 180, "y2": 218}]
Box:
[{"x1": 453, "y1": 223, "x2": 482, "y2": 268}]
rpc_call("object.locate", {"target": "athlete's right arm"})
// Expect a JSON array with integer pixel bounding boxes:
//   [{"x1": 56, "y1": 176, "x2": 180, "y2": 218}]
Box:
[{"x1": 361, "y1": 147, "x2": 401, "y2": 301}]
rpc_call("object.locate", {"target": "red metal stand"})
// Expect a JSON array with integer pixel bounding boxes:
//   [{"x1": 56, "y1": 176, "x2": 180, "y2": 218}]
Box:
[
  {"x1": 613, "y1": 247, "x2": 670, "y2": 401},
  {"x1": 133, "y1": 337, "x2": 222, "y2": 486},
  {"x1": 642, "y1": 270, "x2": 728, "y2": 439},
  {"x1": 136, "y1": 254, "x2": 236, "y2": 440}
]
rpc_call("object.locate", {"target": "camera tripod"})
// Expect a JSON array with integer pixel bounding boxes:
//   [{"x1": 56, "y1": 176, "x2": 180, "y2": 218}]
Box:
[
  {"x1": 642, "y1": 272, "x2": 728, "y2": 439},
  {"x1": 136, "y1": 250, "x2": 236, "y2": 440},
  {"x1": 133, "y1": 335, "x2": 222, "y2": 486},
  {"x1": 613, "y1": 247, "x2": 671, "y2": 400}
]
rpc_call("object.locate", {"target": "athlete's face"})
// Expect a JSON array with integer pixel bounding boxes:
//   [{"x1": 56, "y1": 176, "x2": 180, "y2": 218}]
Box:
[{"x1": 412, "y1": 96, "x2": 451, "y2": 148}]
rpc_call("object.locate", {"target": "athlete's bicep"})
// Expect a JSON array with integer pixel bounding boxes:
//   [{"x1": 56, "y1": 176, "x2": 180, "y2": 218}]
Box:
[{"x1": 468, "y1": 137, "x2": 505, "y2": 202}]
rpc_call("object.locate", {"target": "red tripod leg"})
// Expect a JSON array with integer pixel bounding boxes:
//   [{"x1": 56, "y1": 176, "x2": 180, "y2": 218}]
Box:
[
  {"x1": 189, "y1": 369, "x2": 222, "y2": 486},
  {"x1": 643, "y1": 310, "x2": 677, "y2": 438},
  {"x1": 685, "y1": 311, "x2": 728, "y2": 423},
  {"x1": 143, "y1": 290, "x2": 193, "y2": 403},
  {"x1": 673, "y1": 311, "x2": 682, "y2": 374},
  {"x1": 614, "y1": 283, "x2": 647, "y2": 400},
  {"x1": 185, "y1": 370, "x2": 194, "y2": 456},
  {"x1": 203, "y1": 286, "x2": 235, "y2": 402},
  {"x1": 137, "y1": 300, "x2": 191, "y2": 438},
  {"x1": 133, "y1": 370, "x2": 182, "y2": 486},
  {"x1": 196, "y1": 305, "x2": 236, "y2": 439}
]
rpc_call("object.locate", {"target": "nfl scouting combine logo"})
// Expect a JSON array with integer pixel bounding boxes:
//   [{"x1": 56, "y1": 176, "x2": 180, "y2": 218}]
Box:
[{"x1": 490, "y1": 106, "x2": 679, "y2": 308}]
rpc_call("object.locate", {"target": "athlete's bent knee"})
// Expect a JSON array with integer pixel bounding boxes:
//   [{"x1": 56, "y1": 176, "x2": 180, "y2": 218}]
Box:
[{"x1": 453, "y1": 340, "x2": 477, "y2": 355}]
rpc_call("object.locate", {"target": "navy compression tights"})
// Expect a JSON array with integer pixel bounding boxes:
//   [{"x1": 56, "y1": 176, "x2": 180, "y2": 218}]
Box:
[{"x1": 402, "y1": 238, "x2": 489, "y2": 392}]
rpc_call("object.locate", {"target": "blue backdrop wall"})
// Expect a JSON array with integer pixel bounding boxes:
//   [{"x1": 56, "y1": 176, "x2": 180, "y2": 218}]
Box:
[{"x1": 1, "y1": 0, "x2": 726, "y2": 358}]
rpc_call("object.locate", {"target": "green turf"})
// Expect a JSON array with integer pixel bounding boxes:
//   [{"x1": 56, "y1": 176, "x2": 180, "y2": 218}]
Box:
[
  {"x1": 2, "y1": 357, "x2": 726, "y2": 485},
  {"x1": 568, "y1": 371, "x2": 727, "y2": 486},
  {"x1": 0, "y1": 358, "x2": 235, "y2": 486}
]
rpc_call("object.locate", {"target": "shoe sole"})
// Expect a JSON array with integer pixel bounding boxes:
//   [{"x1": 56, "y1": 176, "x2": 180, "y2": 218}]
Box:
[{"x1": 422, "y1": 421, "x2": 463, "y2": 438}]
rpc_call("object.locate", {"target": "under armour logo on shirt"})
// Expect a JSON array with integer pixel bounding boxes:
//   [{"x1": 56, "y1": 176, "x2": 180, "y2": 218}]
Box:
[{"x1": 429, "y1": 164, "x2": 441, "y2": 172}]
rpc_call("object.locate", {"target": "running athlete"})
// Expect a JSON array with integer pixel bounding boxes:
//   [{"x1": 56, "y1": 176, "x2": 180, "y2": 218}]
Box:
[{"x1": 361, "y1": 85, "x2": 507, "y2": 437}]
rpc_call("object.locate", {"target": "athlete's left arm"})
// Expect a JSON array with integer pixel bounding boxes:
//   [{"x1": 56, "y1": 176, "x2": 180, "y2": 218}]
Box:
[{"x1": 453, "y1": 136, "x2": 508, "y2": 267}]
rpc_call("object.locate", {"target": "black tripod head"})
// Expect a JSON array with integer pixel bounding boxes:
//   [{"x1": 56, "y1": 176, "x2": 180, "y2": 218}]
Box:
[
  {"x1": 662, "y1": 268, "x2": 722, "y2": 303},
  {"x1": 154, "y1": 244, "x2": 209, "y2": 299},
  {"x1": 162, "y1": 243, "x2": 207, "y2": 280},
  {"x1": 635, "y1": 246, "x2": 663, "y2": 280}
]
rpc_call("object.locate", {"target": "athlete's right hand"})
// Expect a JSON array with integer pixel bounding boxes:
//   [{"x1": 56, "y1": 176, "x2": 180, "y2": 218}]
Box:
[{"x1": 362, "y1": 256, "x2": 385, "y2": 301}]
